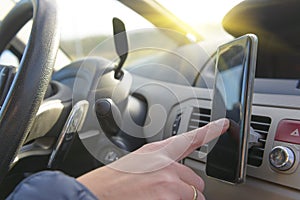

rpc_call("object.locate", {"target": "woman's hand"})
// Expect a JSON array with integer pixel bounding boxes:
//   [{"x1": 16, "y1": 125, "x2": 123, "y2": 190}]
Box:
[{"x1": 78, "y1": 118, "x2": 229, "y2": 200}]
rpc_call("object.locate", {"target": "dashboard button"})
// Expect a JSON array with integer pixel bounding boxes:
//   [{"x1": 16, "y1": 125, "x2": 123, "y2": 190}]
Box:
[
  {"x1": 275, "y1": 120, "x2": 300, "y2": 144},
  {"x1": 269, "y1": 146, "x2": 295, "y2": 171}
]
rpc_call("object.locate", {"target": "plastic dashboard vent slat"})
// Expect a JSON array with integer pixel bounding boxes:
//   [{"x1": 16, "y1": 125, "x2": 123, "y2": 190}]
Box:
[
  {"x1": 188, "y1": 107, "x2": 211, "y2": 151},
  {"x1": 187, "y1": 107, "x2": 211, "y2": 132}
]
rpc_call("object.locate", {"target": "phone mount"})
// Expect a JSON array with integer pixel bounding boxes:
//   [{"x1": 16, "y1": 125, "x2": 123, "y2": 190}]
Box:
[{"x1": 248, "y1": 128, "x2": 263, "y2": 149}]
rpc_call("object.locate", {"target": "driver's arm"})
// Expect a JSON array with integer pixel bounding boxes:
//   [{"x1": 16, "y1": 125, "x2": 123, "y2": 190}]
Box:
[
  {"x1": 6, "y1": 171, "x2": 97, "y2": 200},
  {"x1": 7, "y1": 118, "x2": 229, "y2": 200}
]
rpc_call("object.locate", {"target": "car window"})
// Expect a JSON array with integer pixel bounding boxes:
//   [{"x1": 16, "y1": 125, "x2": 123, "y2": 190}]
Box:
[
  {"x1": 59, "y1": 0, "x2": 156, "y2": 60},
  {"x1": 0, "y1": 0, "x2": 14, "y2": 19},
  {"x1": 0, "y1": 50, "x2": 19, "y2": 66},
  {"x1": 0, "y1": 1, "x2": 70, "y2": 70}
]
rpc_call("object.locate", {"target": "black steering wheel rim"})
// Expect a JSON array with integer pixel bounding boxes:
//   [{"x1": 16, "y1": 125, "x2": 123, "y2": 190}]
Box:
[{"x1": 0, "y1": 0, "x2": 59, "y2": 183}]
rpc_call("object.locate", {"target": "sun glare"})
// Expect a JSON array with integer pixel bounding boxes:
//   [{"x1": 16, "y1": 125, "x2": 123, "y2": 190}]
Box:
[
  {"x1": 158, "y1": 0, "x2": 243, "y2": 26},
  {"x1": 157, "y1": 0, "x2": 244, "y2": 40}
]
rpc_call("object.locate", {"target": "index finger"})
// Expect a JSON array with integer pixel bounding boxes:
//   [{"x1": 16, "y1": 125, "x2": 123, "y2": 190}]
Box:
[
  {"x1": 108, "y1": 118, "x2": 229, "y2": 173},
  {"x1": 162, "y1": 118, "x2": 229, "y2": 161}
]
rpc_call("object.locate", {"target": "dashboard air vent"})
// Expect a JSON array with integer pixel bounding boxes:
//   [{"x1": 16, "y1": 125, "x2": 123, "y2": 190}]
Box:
[
  {"x1": 188, "y1": 107, "x2": 211, "y2": 131},
  {"x1": 187, "y1": 108, "x2": 271, "y2": 167},
  {"x1": 188, "y1": 107, "x2": 211, "y2": 151},
  {"x1": 248, "y1": 115, "x2": 272, "y2": 167}
]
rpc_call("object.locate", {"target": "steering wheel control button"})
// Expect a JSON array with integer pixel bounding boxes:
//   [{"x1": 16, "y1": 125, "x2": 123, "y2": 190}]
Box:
[
  {"x1": 269, "y1": 146, "x2": 295, "y2": 171},
  {"x1": 275, "y1": 119, "x2": 300, "y2": 144}
]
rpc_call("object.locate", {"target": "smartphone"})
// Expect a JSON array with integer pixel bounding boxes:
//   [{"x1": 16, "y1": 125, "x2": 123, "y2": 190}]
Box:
[{"x1": 206, "y1": 34, "x2": 258, "y2": 184}]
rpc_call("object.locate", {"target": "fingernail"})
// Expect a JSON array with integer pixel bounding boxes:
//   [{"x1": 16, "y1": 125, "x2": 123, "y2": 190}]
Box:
[{"x1": 213, "y1": 118, "x2": 229, "y2": 127}]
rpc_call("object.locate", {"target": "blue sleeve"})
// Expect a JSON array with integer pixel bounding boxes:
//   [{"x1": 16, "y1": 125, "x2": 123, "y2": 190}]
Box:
[{"x1": 7, "y1": 171, "x2": 98, "y2": 200}]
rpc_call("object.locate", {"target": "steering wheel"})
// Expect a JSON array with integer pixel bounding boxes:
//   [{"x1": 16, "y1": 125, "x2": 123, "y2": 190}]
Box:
[{"x1": 0, "y1": 0, "x2": 59, "y2": 183}]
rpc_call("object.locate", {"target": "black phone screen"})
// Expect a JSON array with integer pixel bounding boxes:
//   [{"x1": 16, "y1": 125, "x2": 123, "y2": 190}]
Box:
[{"x1": 206, "y1": 35, "x2": 258, "y2": 184}]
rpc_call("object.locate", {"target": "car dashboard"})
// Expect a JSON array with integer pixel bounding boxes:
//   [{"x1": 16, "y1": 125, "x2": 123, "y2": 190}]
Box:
[
  {"x1": 129, "y1": 70, "x2": 300, "y2": 199},
  {"x1": 59, "y1": 32, "x2": 300, "y2": 199}
]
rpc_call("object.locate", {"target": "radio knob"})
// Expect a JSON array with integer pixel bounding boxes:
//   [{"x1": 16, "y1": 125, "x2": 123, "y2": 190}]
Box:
[{"x1": 269, "y1": 146, "x2": 295, "y2": 171}]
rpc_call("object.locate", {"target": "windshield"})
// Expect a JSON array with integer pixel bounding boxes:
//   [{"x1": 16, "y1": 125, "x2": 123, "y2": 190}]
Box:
[
  {"x1": 58, "y1": 0, "x2": 156, "y2": 60},
  {"x1": 1, "y1": 0, "x2": 242, "y2": 60},
  {"x1": 2, "y1": 0, "x2": 298, "y2": 79},
  {"x1": 57, "y1": 0, "x2": 243, "y2": 60},
  {"x1": 58, "y1": 0, "x2": 242, "y2": 41}
]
